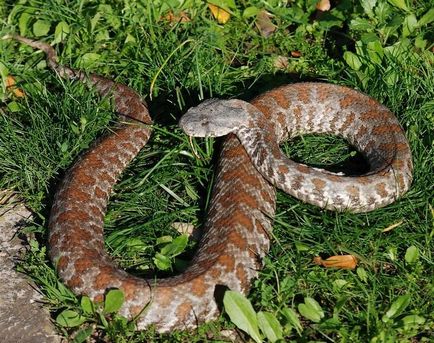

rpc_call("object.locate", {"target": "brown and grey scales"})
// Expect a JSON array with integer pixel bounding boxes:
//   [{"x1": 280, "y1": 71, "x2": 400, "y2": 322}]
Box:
[
  {"x1": 241, "y1": 85, "x2": 412, "y2": 212},
  {"x1": 181, "y1": 86, "x2": 413, "y2": 213},
  {"x1": 9, "y1": 35, "x2": 412, "y2": 332}
]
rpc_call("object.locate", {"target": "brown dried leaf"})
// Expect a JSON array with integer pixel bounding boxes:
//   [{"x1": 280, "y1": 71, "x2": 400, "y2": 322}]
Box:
[
  {"x1": 273, "y1": 56, "x2": 288, "y2": 70},
  {"x1": 219, "y1": 329, "x2": 241, "y2": 342},
  {"x1": 313, "y1": 255, "x2": 358, "y2": 270},
  {"x1": 5, "y1": 75, "x2": 15, "y2": 88},
  {"x1": 5, "y1": 75, "x2": 25, "y2": 97},
  {"x1": 291, "y1": 50, "x2": 302, "y2": 58},
  {"x1": 316, "y1": 0, "x2": 331, "y2": 11},
  {"x1": 208, "y1": 4, "x2": 231, "y2": 24},
  {"x1": 256, "y1": 10, "x2": 276, "y2": 37},
  {"x1": 163, "y1": 11, "x2": 191, "y2": 23}
]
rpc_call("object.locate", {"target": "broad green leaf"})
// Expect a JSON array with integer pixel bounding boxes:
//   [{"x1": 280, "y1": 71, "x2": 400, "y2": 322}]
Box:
[
  {"x1": 56, "y1": 309, "x2": 87, "y2": 327},
  {"x1": 78, "y1": 53, "x2": 101, "y2": 68},
  {"x1": 0, "y1": 61, "x2": 9, "y2": 81},
  {"x1": 385, "y1": 71, "x2": 399, "y2": 87},
  {"x1": 7, "y1": 101, "x2": 21, "y2": 112},
  {"x1": 298, "y1": 297, "x2": 324, "y2": 323},
  {"x1": 154, "y1": 252, "x2": 172, "y2": 270},
  {"x1": 104, "y1": 289, "x2": 125, "y2": 313},
  {"x1": 333, "y1": 279, "x2": 349, "y2": 291},
  {"x1": 405, "y1": 245, "x2": 419, "y2": 263},
  {"x1": 357, "y1": 267, "x2": 368, "y2": 282},
  {"x1": 361, "y1": 0, "x2": 377, "y2": 17},
  {"x1": 243, "y1": 6, "x2": 260, "y2": 18},
  {"x1": 367, "y1": 40, "x2": 384, "y2": 64},
  {"x1": 295, "y1": 242, "x2": 309, "y2": 252},
  {"x1": 72, "y1": 327, "x2": 94, "y2": 343},
  {"x1": 418, "y1": 8, "x2": 434, "y2": 26},
  {"x1": 80, "y1": 296, "x2": 94, "y2": 315},
  {"x1": 70, "y1": 123, "x2": 80, "y2": 135},
  {"x1": 33, "y1": 20, "x2": 51, "y2": 37},
  {"x1": 18, "y1": 12, "x2": 31, "y2": 36},
  {"x1": 281, "y1": 307, "x2": 303, "y2": 334},
  {"x1": 98, "y1": 4, "x2": 113, "y2": 13},
  {"x1": 320, "y1": 317, "x2": 341, "y2": 330},
  {"x1": 350, "y1": 18, "x2": 373, "y2": 31},
  {"x1": 375, "y1": 1, "x2": 394, "y2": 22},
  {"x1": 385, "y1": 246, "x2": 398, "y2": 261},
  {"x1": 257, "y1": 311, "x2": 283, "y2": 342},
  {"x1": 98, "y1": 4, "x2": 121, "y2": 29},
  {"x1": 223, "y1": 291, "x2": 262, "y2": 343},
  {"x1": 59, "y1": 141, "x2": 69, "y2": 153},
  {"x1": 95, "y1": 29, "x2": 110, "y2": 42},
  {"x1": 361, "y1": 32, "x2": 379, "y2": 43},
  {"x1": 387, "y1": 0, "x2": 409, "y2": 11},
  {"x1": 402, "y1": 14, "x2": 418, "y2": 37},
  {"x1": 402, "y1": 315, "x2": 425, "y2": 328},
  {"x1": 53, "y1": 21, "x2": 70, "y2": 44},
  {"x1": 382, "y1": 294, "x2": 411, "y2": 322},
  {"x1": 125, "y1": 237, "x2": 146, "y2": 252},
  {"x1": 156, "y1": 235, "x2": 173, "y2": 245},
  {"x1": 90, "y1": 12, "x2": 101, "y2": 32},
  {"x1": 343, "y1": 51, "x2": 362, "y2": 71},
  {"x1": 414, "y1": 35, "x2": 427, "y2": 49},
  {"x1": 80, "y1": 116, "x2": 87, "y2": 131},
  {"x1": 367, "y1": 40, "x2": 384, "y2": 57},
  {"x1": 355, "y1": 40, "x2": 364, "y2": 56},
  {"x1": 160, "y1": 234, "x2": 188, "y2": 257},
  {"x1": 125, "y1": 33, "x2": 136, "y2": 44},
  {"x1": 384, "y1": 39, "x2": 411, "y2": 58}
]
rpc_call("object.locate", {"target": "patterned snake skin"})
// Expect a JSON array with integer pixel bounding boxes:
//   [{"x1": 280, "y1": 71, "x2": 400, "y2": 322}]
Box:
[
  {"x1": 8, "y1": 35, "x2": 412, "y2": 333},
  {"x1": 180, "y1": 89, "x2": 413, "y2": 212}
]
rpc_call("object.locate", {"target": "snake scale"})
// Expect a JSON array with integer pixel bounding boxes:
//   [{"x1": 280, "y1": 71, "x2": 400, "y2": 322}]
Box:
[{"x1": 8, "y1": 35, "x2": 412, "y2": 333}]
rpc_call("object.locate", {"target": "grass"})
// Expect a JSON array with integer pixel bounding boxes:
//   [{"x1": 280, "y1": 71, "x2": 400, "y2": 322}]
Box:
[{"x1": 1, "y1": 0, "x2": 433, "y2": 342}]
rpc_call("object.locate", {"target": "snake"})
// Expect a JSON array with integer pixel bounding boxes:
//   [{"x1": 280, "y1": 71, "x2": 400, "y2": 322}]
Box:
[{"x1": 6, "y1": 35, "x2": 412, "y2": 333}]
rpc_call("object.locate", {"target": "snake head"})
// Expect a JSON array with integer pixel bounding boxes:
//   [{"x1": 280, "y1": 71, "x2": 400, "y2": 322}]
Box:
[{"x1": 179, "y1": 98, "x2": 250, "y2": 137}]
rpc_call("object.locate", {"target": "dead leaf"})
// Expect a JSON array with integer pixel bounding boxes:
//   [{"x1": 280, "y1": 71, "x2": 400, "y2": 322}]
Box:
[
  {"x1": 273, "y1": 56, "x2": 288, "y2": 69},
  {"x1": 291, "y1": 50, "x2": 302, "y2": 58},
  {"x1": 313, "y1": 255, "x2": 358, "y2": 270},
  {"x1": 5, "y1": 75, "x2": 25, "y2": 97},
  {"x1": 256, "y1": 9, "x2": 276, "y2": 37},
  {"x1": 163, "y1": 11, "x2": 191, "y2": 23},
  {"x1": 219, "y1": 329, "x2": 241, "y2": 342},
  {"x1": 171, "y1": 222, "x2": 201, "y2": 241},
  {"x1": 316, "y1": 0, "x2": 331, "y2": 11},
  {"x1": 208, "y1": 4, "x2": 231, "y2": 24},
  {"x1": 382, "y1": 220, "x2": 403, "y2": 232}
]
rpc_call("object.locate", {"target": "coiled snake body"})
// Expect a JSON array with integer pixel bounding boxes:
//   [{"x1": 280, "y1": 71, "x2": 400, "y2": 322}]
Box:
[{"x1": 9, "y1": 35, "x2": 412, "y2": 332}]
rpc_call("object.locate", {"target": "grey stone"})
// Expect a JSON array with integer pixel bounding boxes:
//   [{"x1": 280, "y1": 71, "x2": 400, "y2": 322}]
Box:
[{"x1": 0, "y1": 191, "x2": 61, "y2": 343}]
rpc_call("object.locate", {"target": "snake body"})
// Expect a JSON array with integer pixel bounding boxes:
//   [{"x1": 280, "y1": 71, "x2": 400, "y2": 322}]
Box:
[
  {"x1": 9, "y1": 35, "x2": 412, "y2": 332},
  {"x1": 181, "y1": 87, "x2": 413, "y2": 212}
]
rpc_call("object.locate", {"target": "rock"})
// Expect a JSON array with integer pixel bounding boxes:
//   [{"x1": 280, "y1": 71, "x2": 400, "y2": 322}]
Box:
[{"x1": 0, "y1": 192, "x2": 61, "y2": 343}]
